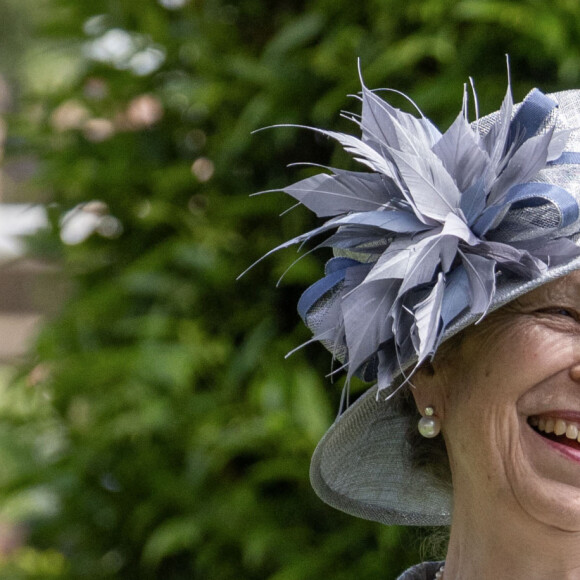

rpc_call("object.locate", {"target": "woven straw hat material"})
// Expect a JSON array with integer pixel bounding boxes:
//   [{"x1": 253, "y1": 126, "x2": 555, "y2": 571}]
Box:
[
  {"x1": 310, "y1": 388, "x2": 452, "y2": 526},
  {"x1": 306, "y1": 89, "x2": 580, "y2": 525}
]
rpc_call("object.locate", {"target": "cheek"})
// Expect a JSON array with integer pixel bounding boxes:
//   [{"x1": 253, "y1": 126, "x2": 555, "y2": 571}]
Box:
[
  {"x1": 439, "y1": 314, "x2": 580, "y2": 514},
  {"x1": 441, "y1": 323, "x2": 569, "y2": 451},
  {"x1": 503, "y1": 328, "x2": 580, "y2": 395},
  {"x1": 457, "y1": 321, "x2": 576, "y2": 403}
]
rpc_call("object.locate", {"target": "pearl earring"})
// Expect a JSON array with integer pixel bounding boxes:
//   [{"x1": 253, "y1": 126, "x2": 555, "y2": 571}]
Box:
[{"x1": 418, "y1": 406, "x2": 441, "y2": 438}]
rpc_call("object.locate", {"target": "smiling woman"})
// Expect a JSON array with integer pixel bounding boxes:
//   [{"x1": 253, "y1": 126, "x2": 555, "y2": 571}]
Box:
[
  {"x1": 267, "y1": 72, "x2": 580, "y2": 579},
  {"x1": 409, "y1": 273, "x2": 580, "y2": 577}
]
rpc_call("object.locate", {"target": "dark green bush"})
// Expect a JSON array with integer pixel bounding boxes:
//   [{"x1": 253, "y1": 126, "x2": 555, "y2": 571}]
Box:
[{"x1": 2, "y1": 0, "x2": 580, "y2": 577}]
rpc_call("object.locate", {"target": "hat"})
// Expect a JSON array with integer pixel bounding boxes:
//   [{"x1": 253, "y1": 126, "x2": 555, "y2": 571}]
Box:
[{"x1": 268, "y1": 76, "x2": 580, "y2": 525}]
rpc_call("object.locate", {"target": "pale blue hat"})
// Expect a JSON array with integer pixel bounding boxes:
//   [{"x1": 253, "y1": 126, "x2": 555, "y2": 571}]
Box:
[{"x1": 269, "y1": 80, "x2": 580, "y2": 525}]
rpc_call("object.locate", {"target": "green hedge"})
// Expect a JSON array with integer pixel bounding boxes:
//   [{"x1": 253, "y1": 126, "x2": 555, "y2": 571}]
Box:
[{"x1": 2, "y1": 0, "x2": 580, "y2": 577}]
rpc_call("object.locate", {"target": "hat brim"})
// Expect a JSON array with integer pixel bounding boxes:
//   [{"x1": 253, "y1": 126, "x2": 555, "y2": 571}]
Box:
[{"x1": 310, "y1": 252, "x2": 580, "y2": 526}]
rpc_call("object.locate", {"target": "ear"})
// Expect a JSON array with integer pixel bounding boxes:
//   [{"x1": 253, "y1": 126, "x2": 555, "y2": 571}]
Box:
[{"x1": 409, "y1": 360, "x2": 446, "y2": 420}]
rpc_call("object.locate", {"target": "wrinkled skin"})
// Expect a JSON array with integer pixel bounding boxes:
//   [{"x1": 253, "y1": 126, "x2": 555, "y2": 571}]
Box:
[{"x1": 412, "y1": 270, "x2": 580, "y2": 579}]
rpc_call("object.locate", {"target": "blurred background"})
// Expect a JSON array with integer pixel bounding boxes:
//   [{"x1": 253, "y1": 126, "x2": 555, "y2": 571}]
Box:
[{"x1": 0, "y1": 0, "x2": 577, "y2": 577}]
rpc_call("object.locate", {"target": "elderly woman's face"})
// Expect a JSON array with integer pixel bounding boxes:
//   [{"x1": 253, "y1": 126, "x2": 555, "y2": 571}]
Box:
[{"x1": 431, "y1": 270, "x2": 580, "y2": 530}]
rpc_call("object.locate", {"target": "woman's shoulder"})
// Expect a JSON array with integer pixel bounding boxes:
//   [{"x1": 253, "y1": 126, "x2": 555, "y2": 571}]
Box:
[{"x1": 396, "y1": 561, "x2": 444, "y2": 580}]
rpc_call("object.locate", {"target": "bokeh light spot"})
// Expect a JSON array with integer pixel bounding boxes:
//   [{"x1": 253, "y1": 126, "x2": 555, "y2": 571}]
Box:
[{"x1": 191, "y1": 157, "x2": 214, "y2": 182}]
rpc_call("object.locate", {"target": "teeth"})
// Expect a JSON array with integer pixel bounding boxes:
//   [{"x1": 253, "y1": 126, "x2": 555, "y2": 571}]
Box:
[
  {"x1": 532, "y1": 415, "x2": 580, "y2": 443},
  {"x1": 555, "y1": 419, "x2": 567, "y2": 436}
]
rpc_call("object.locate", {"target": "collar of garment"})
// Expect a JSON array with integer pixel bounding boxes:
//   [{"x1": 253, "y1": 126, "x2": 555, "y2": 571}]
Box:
[{"x1": 396, "y1": 561, "x2": 445, "y2": 580}]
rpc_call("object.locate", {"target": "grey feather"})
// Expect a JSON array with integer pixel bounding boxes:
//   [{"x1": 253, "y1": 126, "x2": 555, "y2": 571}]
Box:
[
  {"x1": 360, "y1": 84, "x2": 441, "y2": 153},
  {"x1": 472, "y1": 240, "x2": 546, "y2": 278},
  {"x1": 283, "y1": 172, "x2": 390, "y2": 217},
  {"x1": 432, "y1": 110, "x2": 489, "y2": 192},
  {"x1": 388, "y1": 148, "x2": 462, "y2": 221},
  {"x1": 363, "y1": 235, "x2": 429, "y2": 283},
  {"x1": 460, "y1": 252, "x2": 496, "y2": 314},
  {"x1": 271, "y1": 208, "x2": 431, "y2": 257},
  {"x1": 342, "y1": 279, "x2": 399, "y2": 380},
  {"x1": 413, "y1": 272, "x2": 445, "y2": 362},
  {"x1": 460, "y1": 177, "x2": 487, "y2": 224},
  {"x1": 488, "y1": 128, "x2": 554, "y2": 205},
  {"x1": 440, "y1": 267, "x2": 470, "y2": 327},
  {"x1": 397, "y1": 235, "x2": 457, "y2": 295},
  {"x1": 484, "y1": 82, "x2": 514, "y2": 171}
]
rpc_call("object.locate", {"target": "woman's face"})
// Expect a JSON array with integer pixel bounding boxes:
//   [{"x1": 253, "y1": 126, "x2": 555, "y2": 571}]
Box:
[{"x1": 429, "y1": 270, "x2": 580, "y2": 530}]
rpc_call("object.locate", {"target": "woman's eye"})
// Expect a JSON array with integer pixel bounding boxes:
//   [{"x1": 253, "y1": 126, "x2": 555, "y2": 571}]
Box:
[{"x1": 540, "y1": 307, "x2": 577, "y2": 319}]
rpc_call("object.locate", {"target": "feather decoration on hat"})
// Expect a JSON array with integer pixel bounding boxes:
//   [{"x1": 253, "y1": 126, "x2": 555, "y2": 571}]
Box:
[{"x1": 259, "y1": 74, "x2": 580, "y2": 396}]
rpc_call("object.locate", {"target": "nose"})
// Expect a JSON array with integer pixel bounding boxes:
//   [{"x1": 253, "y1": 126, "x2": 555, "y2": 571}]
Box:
[{"x1": 569, "y1": 363, "x2": 580, "y2": 382}]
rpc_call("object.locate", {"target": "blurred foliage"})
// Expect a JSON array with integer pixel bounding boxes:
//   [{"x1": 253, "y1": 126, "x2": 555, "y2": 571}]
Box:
[{"x1": 1, "y1": 0, "x2": 580, "y2": 577}]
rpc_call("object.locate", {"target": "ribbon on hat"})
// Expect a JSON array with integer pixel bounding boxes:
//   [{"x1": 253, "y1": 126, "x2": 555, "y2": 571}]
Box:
[{"x1": 297, "y1": 257, "x2": 360, "y2": 321}]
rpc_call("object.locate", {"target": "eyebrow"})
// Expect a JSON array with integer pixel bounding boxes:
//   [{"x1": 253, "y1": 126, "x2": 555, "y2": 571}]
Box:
[{"x1": 531, "y1": 281, "x2": 580, "y2": 305}]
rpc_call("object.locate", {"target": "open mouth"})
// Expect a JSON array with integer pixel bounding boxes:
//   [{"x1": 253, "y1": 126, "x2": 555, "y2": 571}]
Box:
[{"x1": 529, "y1": 416, "x2": 580, "y2": 452}]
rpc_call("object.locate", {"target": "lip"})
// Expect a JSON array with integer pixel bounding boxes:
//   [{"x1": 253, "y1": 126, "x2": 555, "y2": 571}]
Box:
[{"x1": 531, "y1": 410, "x2": 580, "y2": 423}]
